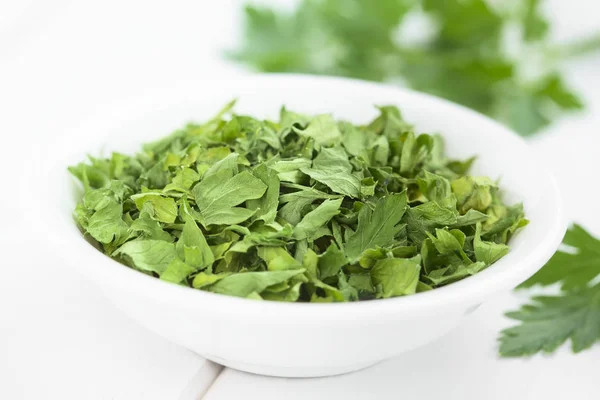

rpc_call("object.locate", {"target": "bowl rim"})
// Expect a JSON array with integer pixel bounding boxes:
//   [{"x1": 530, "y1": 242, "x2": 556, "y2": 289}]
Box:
[{"x1": 46, "y1": 73, "x2": 567, "y2": 320}]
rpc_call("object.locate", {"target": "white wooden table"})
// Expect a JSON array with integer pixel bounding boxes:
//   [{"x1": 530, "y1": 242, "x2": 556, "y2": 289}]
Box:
[{"x1": 1, "y1": 1, "x2": 599, "y2": 399}]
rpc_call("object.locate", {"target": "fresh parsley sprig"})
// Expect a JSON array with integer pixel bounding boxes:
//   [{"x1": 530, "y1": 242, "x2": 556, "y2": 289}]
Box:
[
  {"x1": 500, "y1": 225, "x2": 600, "y2": 356},
  {"x1": 231, "y1": 0, "x2": 600, "y2": 136}
]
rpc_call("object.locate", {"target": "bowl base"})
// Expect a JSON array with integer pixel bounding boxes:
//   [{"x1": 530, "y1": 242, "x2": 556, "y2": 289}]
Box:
[{"x1": 203, "y1": 355, "x2": 382, "y2": 378}]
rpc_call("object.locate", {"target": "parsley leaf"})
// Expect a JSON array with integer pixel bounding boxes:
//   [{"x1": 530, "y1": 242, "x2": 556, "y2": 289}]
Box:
[
  {"x1": 345, "y1": 193, "x2": 408, "y2": 262},
  {"x1": 293, "y1": 198, "x2": 343, "y2": 240},
  {"x1": 70, "y1": 101, "x2": 525, "y2": 302},
  {"x1": 500, "y1": 225, "x2": 600, "y2": 356},
  {"x1": 207, "y1": 269, "x2": 307, "y2": 298},
  {"x1": 500, "y1": 283, "x2": 600, "y2": 356},
  {"x1": 520, "y1": 224, "x2": 600, "y2": 291},
  {"x1": 231, "y1": 0, "x2": 600, "y2": 136},
  {"x1": 114, "y1": 240, "x2": 177, "y2": 275},
  {"x1": 193, "y1": 170, "x2": 268, "y2": 226},
  {"x1": 371, "y1": 257, "x2": 421, "y2": 298},
  {"x1": 300, "y1": 146, "x2": 362, "y2": 198}
]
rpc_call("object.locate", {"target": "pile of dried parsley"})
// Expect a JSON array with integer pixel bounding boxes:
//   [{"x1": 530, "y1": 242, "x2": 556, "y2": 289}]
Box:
[{"x1": 69, "y1": 102, "x2": 527, "y2": 302}]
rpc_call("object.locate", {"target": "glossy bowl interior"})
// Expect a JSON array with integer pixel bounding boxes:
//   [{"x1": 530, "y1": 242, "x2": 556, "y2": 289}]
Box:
[{"x1": 46, "y1": 75, "x2": 566, "y2": 377}]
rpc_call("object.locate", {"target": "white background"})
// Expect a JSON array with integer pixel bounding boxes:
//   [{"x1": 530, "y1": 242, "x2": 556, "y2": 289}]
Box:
[{"x1": 1, "y1": 1, "x2": 599, "y2": 399}]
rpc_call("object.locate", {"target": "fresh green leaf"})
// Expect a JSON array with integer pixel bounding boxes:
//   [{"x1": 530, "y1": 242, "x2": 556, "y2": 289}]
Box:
[
  {"x1": 521, "y1": 224, "x2": 600, "y2": 290},
  {"x1": 500, "y1": 224, "x2": 600, "y2": 357},
  {"x1": 232, "y1": 0, "x2": 600, "y2": 136},
  {"x1": 500, "y1": 283, "x2": 600, "y2": 357}
]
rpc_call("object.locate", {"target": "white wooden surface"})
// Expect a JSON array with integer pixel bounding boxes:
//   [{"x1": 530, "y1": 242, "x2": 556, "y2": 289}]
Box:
[
  {"x1": 0, "y1": 237, "x2": 222, "y2": 400},
  {"x1": 1, "y1": 1, "x2": 599, "y2": 399}
]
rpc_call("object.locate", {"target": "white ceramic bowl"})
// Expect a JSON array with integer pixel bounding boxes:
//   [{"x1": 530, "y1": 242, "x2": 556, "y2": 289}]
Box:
[{"x1": 47, "y1": 75, "x2": 566, "y2": 377}]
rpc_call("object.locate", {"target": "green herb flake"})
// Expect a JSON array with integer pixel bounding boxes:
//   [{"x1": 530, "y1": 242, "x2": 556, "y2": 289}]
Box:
[{"x1": 70, "y1": 101, "x2": 525, "y2": 302}]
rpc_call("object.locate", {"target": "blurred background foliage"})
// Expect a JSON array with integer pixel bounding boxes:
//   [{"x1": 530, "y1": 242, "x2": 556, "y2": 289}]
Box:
[{"x1": 231, "y1": 0, "x2": 600, "y2": 136}]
